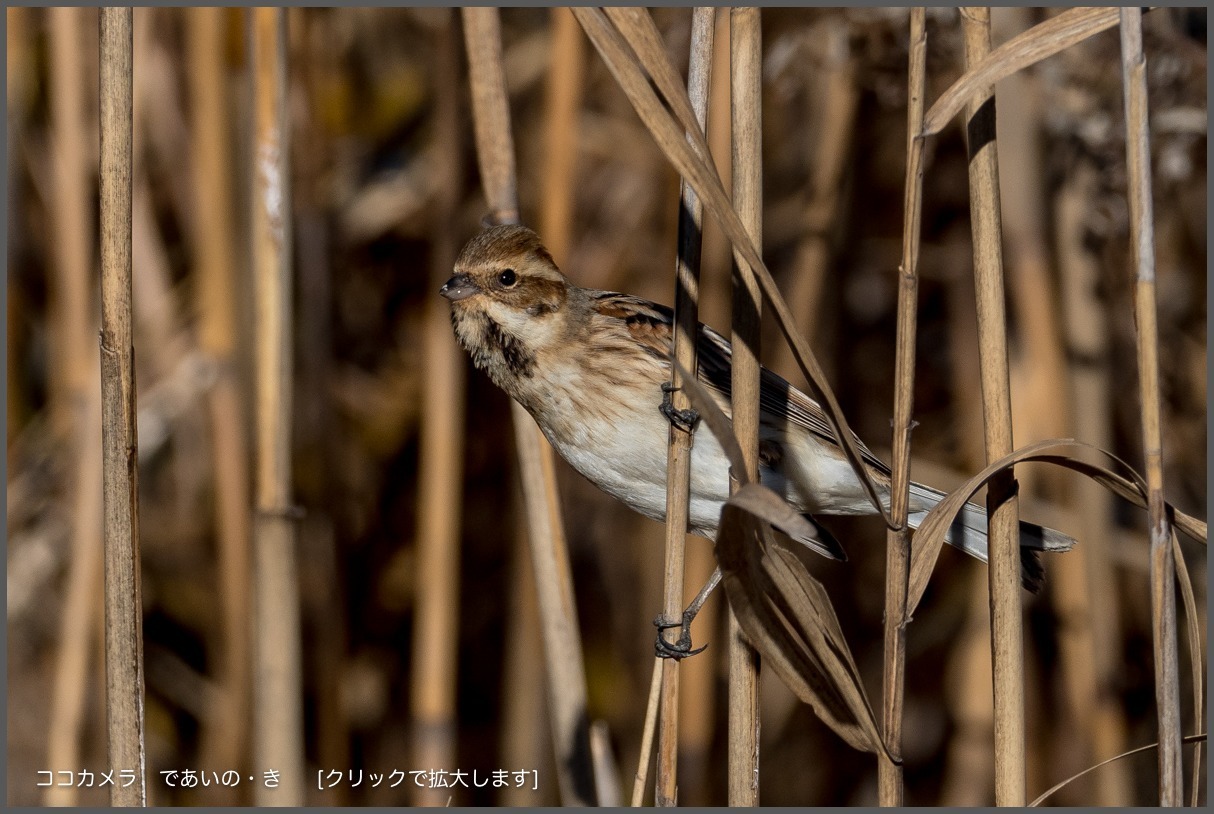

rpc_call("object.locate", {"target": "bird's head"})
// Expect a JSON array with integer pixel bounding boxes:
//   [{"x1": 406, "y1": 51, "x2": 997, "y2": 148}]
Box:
[{"x1": 442, "y1": 224, "x2": 572, "y2": 384}]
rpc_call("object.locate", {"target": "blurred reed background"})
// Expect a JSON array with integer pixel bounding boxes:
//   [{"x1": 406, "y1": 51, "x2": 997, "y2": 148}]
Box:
[{"x1": 5, "y1": 6, "x2": 1206, "y2": 806}]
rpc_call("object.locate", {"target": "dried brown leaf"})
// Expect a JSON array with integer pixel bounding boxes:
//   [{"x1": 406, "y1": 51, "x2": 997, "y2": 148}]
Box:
[
  {"x1": 907, "y1": 439, "x2": 1208, "y2": 617},
  {"x1": 717, "y1": 484, "x2": 888, "y2": 757},
  {"x1": 1172, "y1": 532, "x2": 1204, "y2": 807},
  {"x1": 922, "y1": 7, "x2": 1120, "y2": 136}
]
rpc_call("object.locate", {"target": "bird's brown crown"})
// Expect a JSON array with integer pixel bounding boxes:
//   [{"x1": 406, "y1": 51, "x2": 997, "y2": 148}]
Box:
[{"x1": 454, "y1": 224, "x2": 555, "y2": 271}]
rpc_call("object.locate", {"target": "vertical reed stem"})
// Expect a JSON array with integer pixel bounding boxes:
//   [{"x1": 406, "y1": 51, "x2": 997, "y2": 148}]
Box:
[
  {"x1": 497, "y1": 9, "x2": 585, "y2": 803},
  {"x1": 409, "y1": 11, "x2": 466, "y2": 805},
  {"x1": 539, "y1": 6, "x2": 585, "y2": 263},
  {"x1": 727, "y1": 7, "x2": 761, "y2": 806},
  {"x1": 99, "y1": 7, "x2": 146, "y2": 806},
  {"x1": 1118, "y1": 8, "x2": 1182, "y2": 805},
  {"x1": 880, "y1": 7, "x2": 926, "y2": 807},
  {"x1": 1055, "y1": 164, "x2": 1132, "y2": 805},
  {"x1": 186, "y1": 8, "x2": 252, "y2": 793},
  {"x1": 656, "y1": 7, "x2": 715, "y2": 806},
  {"x1": 251, "y1": 8, "x2": 305, "y2": 806},
  {"x1": 461, "y1": 8, "x2": 596, "y2": 805},
  {"x1": 49, "y1": 6, "x2": 95, "y2": 439},
  {"x1": 959, "y1": 8, "x2": 1024, "y2": 805},
  {"x1": 45, "y1": 8, "x2": 103, "y2": 805}
]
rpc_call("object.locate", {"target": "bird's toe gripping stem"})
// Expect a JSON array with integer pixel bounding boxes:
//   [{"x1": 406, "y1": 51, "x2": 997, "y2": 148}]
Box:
[{"x1": 660, "y1": 382, "x2": 699, "y2": 434}]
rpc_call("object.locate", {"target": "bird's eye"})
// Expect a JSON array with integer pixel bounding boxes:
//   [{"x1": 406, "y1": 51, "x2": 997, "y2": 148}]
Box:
[{"x1": 498, "y1": 268, "x2": 517, "y2": 288}]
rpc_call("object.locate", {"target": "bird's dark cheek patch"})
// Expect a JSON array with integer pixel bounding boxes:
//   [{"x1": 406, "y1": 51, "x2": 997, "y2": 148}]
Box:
[{"x1": 485, "y1": 317, "x2": 537, "y2": 379}]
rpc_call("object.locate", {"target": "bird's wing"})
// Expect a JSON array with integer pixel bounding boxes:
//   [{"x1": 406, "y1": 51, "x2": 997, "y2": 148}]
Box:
[
  {"x1": 592, "y1": 291, "x2": 892, "y2": 478},
  {"x1": 697, "y1": 322, "x2": 893, "y2": 477}
]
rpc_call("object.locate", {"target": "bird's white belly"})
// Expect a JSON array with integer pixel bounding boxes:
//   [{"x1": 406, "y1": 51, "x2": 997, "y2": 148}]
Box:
[{"x1": 544, "y1": 410, "x2": 736, "y2": 537}]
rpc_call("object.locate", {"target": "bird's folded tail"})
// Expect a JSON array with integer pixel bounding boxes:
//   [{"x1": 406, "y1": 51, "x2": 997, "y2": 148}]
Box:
[{"x1": 907, "y1": 482, "x2": 1077, "y2": 593}]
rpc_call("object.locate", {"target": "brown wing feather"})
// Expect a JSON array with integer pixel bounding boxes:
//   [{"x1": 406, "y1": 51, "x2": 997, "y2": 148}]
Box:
[{"x1": 591, "y1": 290, "x2": 891, "y2": 477}]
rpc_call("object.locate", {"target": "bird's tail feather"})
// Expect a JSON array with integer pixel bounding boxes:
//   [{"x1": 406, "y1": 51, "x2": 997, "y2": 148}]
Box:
[{"x1": 907, "y1": 482, "x2": 1076, "y2": 593}]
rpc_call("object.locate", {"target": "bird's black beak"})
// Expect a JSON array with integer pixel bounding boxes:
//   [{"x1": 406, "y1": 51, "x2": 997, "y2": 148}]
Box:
[{"x1": 440, "y1": 273, "x2": 479, "y2": 302}]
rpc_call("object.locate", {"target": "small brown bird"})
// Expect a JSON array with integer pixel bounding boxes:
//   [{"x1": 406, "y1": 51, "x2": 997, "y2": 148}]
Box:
[{"x1": 442, "y1": 224, "x2": 1074, "y2": 591}]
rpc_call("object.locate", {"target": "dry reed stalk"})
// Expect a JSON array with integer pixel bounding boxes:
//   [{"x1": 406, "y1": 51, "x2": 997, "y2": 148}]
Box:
[
  {"x1": 43, "y1": 8, "x2": 101, "y2": 805},
  {"x1": 939, "y1": 241, "x2": 995, "y2": 807},
  {"x1": 500, "y1": 524, "x2": 551, "y2": 806},
  {"x1": 286, "y1": 10, "x2": 349, "y2": 792},
  {"x1": 185, "y1": 7, "x2": 252, "y2": 795},
  {"x1": 250, "y1": 8, "x2": 305, "y2": 806},
  {"x1": 409, "y1": 11, "x2": 466, "y2": 805},
  {"x1": 1054, "y1": 164, "x2": 1131, "y2": 806},
  {"x1": 98, "y1": 8, "x2": 147, "y2": 805},
  {"x1": 769, "y1": 16, "x2": 856, "y2": 381},
  {"x1": 8, "y1": 6, "x2": 33, "y2": 442},
  {"x1": 591, "y1": 720, "x2": 623, "y2": 806},
  {"x1": 879, "y1": 7, "x2": 926, "y2": 807},
  {"x1": 990, "y1": 8, "x2": 1095, "y2": 802},
  {"x1": 44, "y1": 379, "x2": 104, "y2": 807},
  {"x1": 632, "y1": 656, "x2": 664, "y2": 806},
  {"x1": 48, "y1": 7, "x2": 95, "y2": 440},
  {"x1": 461, "y1": 8, "x2": 596, "y2": 804},
  {"x1": 939, "y1": 568, "x2": 996, "y2": 805},
  {"x1": 1118, "y1": 8, "x2": 1182, "y2": 805},
  {"x1": 677, "y1": 541, "x2": 718, "y2": 806},
  {"x1": 539, "y1": 6, "x2": 584, "y2": 262},
  {"x1": 499, "y1": 13, "x2": 580, "y2": 800},
  {"x1": 959, "y1": 8, "x2": 1024, "y2": 804},
  {"x1": 654, "y1": 7, "x2": 715, "y2": 806},
  {"x1": 698, "y1": 10, "x2": 734, "y2": 336},
  {"x1": 727, "y1": 7, "x2": 762, "y2": 806}
]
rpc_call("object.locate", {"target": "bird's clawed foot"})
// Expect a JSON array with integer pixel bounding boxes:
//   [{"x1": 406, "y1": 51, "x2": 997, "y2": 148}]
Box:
[
  {"x1": 653, "y1": 610, "x2": 708, "y2": 660},
  {"x1": 660, "y1": 382, "x2": 699, "y2": 433}
]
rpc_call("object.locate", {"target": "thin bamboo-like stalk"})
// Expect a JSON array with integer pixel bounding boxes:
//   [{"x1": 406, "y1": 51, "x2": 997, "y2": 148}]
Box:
[
  {"x1": 250, "y1": 7, "x2": 305, "y2": 806},
  {"x1": 939, "y1": 165, "x2": 995, "y2": 813},
  {"x1": 591, "y1": 720, "x2": 623, "y2": 806},
  {"x1": 654, "y1": 7, "x2": 714, "y2": 806},
  {"x1": 698, "y1": 10, "x2": 733, "y2": 336},
  {"x1": 959, "y1": 8, "x2": 1024, "y2": 805},
  {"x1": 7, "y1": 6, "x2": 32, "y2": 440},
  {"x1": 1118, "y1": 8, "x2": 1182, "y2": 805},
  {"x1": 991, "y1": 8, "x2": 1095, "y2": 802},
  {"x1": 677, "y1": 541, "x2": 718, "y2": 806},
  {"x1": 44, "y1": 380, "x2": 104, "y2": 808},
  {"x1": 98, "y1": 8, "x2": 146, "y2": 806},
  {"x1": 879, "y1": 7, "x2": 926, "y2": 807},
  {"x1": 497, "y1": 13, "x2": 582, "y2": 802},
  {"x1": 287, "y1": 9, "x2": 349, "y2": 793},
  {"x1": 631, "y1": 656, "x2": 664, "y2": 806},
  {"x1": 48, "y1": 6, "x2": 94, "y2": 440},
  {"x1": 539, "y1": 6, "x2": 584, "y2": 263},
  {"x1": 185, "y1": 7, "x2": 252, "y2": 795},
  {"x1": 409, "y1": 11, "x2": 465, "y2": 805},
  {"x1": 727, "y1": 7, "x2": 761, "y2": 806},
  {"x1": 500, "y1": 518, "x2": 552, "y2": 806},
  {"x1": 1055, "y1": 163, "x2": 1131, "y2": 806},
  {"x1": 43, "y1": 8, "x2": 102, "y2": 806},
  {"x1": 461, "y1": 8, "x2": 596, "y2": 805}
]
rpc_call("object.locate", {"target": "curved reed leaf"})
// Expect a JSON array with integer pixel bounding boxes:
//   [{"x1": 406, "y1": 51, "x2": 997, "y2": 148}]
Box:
[
  {"x1": 907, "y1": 439, "x2": 1208, "y2": 618},
  {"x1": 1028, "y1": 733, "x2": 1207, "y2": 807},
  {"x1": 922, "y1": 7, "x2": 1120, "y2": 136}
]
